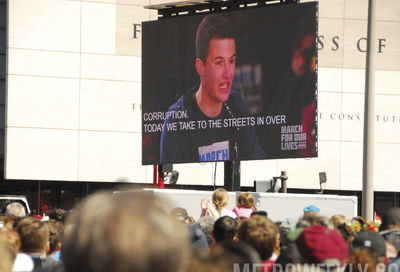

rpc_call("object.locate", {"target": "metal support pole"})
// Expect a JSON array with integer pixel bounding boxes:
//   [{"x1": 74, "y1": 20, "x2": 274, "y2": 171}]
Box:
[
  {"x1": 37, "y1": 181, "x2": 41, "y2": 215},
  {"x1": 153, "y1": 165, "x2": 158, "y2": 188},
  {"x1": 362, "y1": 0, "x2": 376, "y2": 221},
  {"x1": 224, "y1": 161, "x2": 241, "y2": 191},
  {"x1": 281, "y1": 171, "x2": 288, "y2": 193}
]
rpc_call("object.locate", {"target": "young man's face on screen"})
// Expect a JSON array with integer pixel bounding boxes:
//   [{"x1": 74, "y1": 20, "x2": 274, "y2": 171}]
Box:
[{"x1": 201, "y1": 38, "x2": 236, "y2": 104}]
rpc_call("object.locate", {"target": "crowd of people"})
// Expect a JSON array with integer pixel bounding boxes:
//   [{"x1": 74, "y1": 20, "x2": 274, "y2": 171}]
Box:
[{"x1": 1, "y1": 188, "x2": 400, "y2": 272}]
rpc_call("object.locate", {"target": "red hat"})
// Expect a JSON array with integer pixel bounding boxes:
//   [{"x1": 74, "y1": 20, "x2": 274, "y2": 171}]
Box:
[
  {"x1": 32, "y1": 215, "x2": 43, "y2": 220},
  {"x1": 295, "y1": 225, "x2": 348, "y2": 264}
]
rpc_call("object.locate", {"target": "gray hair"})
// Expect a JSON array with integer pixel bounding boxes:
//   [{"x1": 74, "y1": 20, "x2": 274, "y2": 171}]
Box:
[{"x1": 5, "y1": 202, "x2": 26, "y2": 217}]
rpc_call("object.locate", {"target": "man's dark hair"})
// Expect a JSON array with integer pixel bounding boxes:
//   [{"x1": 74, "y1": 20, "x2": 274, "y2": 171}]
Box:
[
  {"x1": 213, "y1": 216, "x2": 237, "y2": 243},
  {"x1": 381, "y1": 207, "x2": 400, "y2": 230},
  {"x1": 48, "y1": 208, "x2": 65, "y2": 222},
  {"x1": 251, "y1": 210, "x2": 268, "y2": 217},
  {"x1": 189, "y1": 241, "x2": 261, "y2": 272},
  {"x1": 195, "y1": 14, "x2": 236, "y2": 63},
  {"x1": 45, "y1": 219, "x2": 64, "y2": 255},
  {"x1": 17, "y1": 217, "x2": 49, "y2": 253}
]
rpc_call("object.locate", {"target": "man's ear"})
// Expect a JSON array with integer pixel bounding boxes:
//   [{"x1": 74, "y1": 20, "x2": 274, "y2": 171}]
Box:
[
  {"x1": 274, "y1": 237, "x2": 280, "y2": 250},
  {"x1": 45, "y1": 241, "x2": 50, "y2": 255},
  {"x1": 195, "y1": 58, "x2": 205, "y2": 77},
  {"x1": 55, "y1": 242, "x2": 62, "y2": 252}
]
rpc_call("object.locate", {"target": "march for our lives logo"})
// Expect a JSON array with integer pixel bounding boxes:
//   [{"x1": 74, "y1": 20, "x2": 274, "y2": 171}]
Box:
[{"x1": 198, "y1": 141, "x2": 229, "y2": 162}]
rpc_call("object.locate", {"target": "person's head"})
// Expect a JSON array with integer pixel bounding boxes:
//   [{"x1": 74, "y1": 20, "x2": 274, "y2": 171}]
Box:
[
  {"x1": 16, "y1": 216, "x2": 49, "y2": 254},
  {"x1": 297, "y1": 214, "x2": 331, "y2": 229},
  {"x1": 336, "y1": 222, "x2": 357, "y2": 246},
  {"x1": 197, "y1": 216, "x2": 216, "y2": 246},
  {"x1": 279, "y1": 218, "x2": 297, "y2": 248},
  {"x1": 1, "y1": 215, "x2": 21, "y2": 230},
  {"x1": 237, "y1": 192, "x2": 255, "y2": 209},
  {"x1": 0, "y1": 242, "x2": 17, "y2": 272},
  {"x1": 303, "y1": 205, "x2": 320, "y2": 217},
  {"x1": 274, "y1": 243, "x2": 303, "y2": 269},
  {"x1": 47, "y1": 208, "x2": 66, "y2": 222},
  {"x1": 5, "y1": 202, "x2": 26, "y2": 217},
  {"x1": 330, "y1": 214, "x2": 349, "y2": 229},
  {"x1": 251, "y1": 211, "x2": 268, "y2": 217},
  {"x1": 352, "y1": 231, "x2": 386, "y2": 265},
  {"x1": 381, "y1": 207, "x2": 400, "y2": 230},
  {"x1": 353, "y1": 216, "x2": 368, "y2": 227},
  {"x1": 187, "y1": 223, "x2": 208, "y2": 251},
  {"x1": 237, "y1": 215, "x2": 278, "y2": 260},
  {"x1": 294, "y1": 225, "x2": 348, "y2": 265},
  {"x1": 170, "y1": 207, "x2": 189, "y2": 223},
  {"x1": 45, "y1": 219, "x2": 64, "y2": 256},
  {"x1": 196, "y1": 14, "x2": 236, "y2": 66},
  {"x1": 62, "y1": 210, "x2": 72, "y2": 224},
  {"x1": 212, "y1": 188, "x2": 229, "y2": 215},
  {"x1": 379, "y1": 229, "x2": 400, "y2": 261},
  {"x1": 213, "y1": 216, "x2": 237, "y2": 243},
  {"x1": 189, "y1": 241, "x2": 262, "y2": 272},
  {"x1": 347, "y1": 248, "x2": 378, "y2": 272},
  {"x1": 215, "y1": 241, "x2": 262, "y2": 270},
  {"x1": 195, "y1": 14, "x2": 236, "y2": 107},
  {"x1": 0, "y1": 228, "x2": 21, "y2": 253},
  {"x1": 0, "y1": 228, "x2": 21, "y2": 272},
  {"x1": 62, "y1": 191, "x2": 190, "y2": 272},
  {"x1": 0, "y1": 229, "x2": 20, "y2": 272}
]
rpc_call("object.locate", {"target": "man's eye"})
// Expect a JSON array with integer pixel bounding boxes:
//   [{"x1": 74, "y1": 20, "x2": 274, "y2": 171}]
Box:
[
  {"x1": 215, "y1": 61, "x2": 223, "y2": 65},
  {"x1": 229, "y1": 59, "x2": 235, "y2": 64}
]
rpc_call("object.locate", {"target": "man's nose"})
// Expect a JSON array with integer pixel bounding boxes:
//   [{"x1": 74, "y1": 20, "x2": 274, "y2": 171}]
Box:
[{"x1": 223, "y1": 61, "x2": 233, "y2": 78}]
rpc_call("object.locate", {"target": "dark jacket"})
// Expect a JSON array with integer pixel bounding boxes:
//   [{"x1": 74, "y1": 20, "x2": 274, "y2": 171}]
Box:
[{"x1": 160, "y1": 89, "x2": 265, "y2": 163}]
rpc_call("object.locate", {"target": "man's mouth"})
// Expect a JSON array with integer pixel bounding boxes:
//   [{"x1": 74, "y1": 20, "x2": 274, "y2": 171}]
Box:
[{"x1": 219, "y1": 83, "x2": 230, "y2": 88}]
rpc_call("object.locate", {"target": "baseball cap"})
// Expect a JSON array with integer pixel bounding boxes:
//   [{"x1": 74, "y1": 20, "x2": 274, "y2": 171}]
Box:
[
  {"x1": 303, "y1": 205, "x2": 320, "y2": 212},
  {"x1": 353, "y1": 230, "x2": 386, "y2": 258},
  {"x1": 293, "y1": 225, "x2": 348, "y2": 264}
]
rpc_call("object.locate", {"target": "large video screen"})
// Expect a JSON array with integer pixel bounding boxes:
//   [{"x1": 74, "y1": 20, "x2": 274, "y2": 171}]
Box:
[{"x1": 142, "y1": 2, "x2": 318, "y2": 165}]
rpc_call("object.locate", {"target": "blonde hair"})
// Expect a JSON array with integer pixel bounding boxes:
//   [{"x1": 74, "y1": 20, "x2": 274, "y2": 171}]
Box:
[
  {"x1": 329, "y1": 214, "x2": 348, "y2": 229},
  {"x1": 0, "y1": 242, "x2": 17, "y2": 272},
  {"x1": 0, "y1": 228, "x2": 21, "y2": 252},
  {"x1": 237, "y1": 192, "x2": 254, "y2": 209},
  {"x1": 212, "y1": 188, "x2": 228, "y2": 215}
]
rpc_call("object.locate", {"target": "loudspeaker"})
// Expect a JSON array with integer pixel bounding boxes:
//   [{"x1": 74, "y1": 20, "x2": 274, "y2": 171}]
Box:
[
  {"x1": 319, "y1": 172, "x2": 327, "y2": 183},
  {"x1": 254, "y1": 180, "x2": 272, "y2": 192}
]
